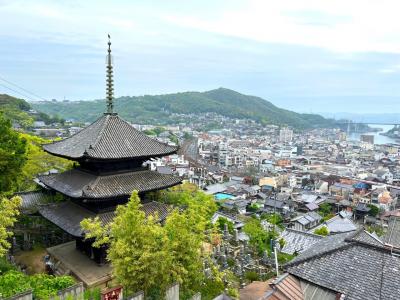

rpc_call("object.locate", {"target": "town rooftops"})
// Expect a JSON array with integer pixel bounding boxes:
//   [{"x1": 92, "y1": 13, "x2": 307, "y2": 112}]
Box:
[
  {"x1": 43, "y1": 114, "x2": 178, "y2": 161},
  {"x1": 285, "y1": 230, "x2": 400, "y2": 300},
  {"x1": 38, "y1": 168, "x2": 182, "y2": 200}
]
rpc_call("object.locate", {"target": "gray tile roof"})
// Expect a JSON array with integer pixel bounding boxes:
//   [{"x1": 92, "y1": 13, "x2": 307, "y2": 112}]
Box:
[
  {"x1": 291, "y1": 211, "x2": 322, "y2": 226},
  {"x1": 286, "y1": 231, "x2": 353, "y2": 265},
  {"x1": 264, "y1": 199, "x2": 285, "y2": 209},
  {"x1": 38, "y1": 168, "x2": 182, "y2": 199},
  {"x1": 43, "y1": 114, "x2": 177, "y2": 160},
  {"x1": 39, "y1": 200, "x2": 171, "y2": 237},
  {"x1": 16, "y1": 191, "x2": 48, "y2": 214},
  {"x1": 311, "y1": 215, "x2": 357, "y2": 234},
  {"x1": 383, "y1": 216, "x2": 400, "y2": 247},
  {"x1": 280, "y1": 228, "x2": 324, "y2": 255},
  {"x1": 285, "y1": 230, "x2": 400, "y2": 300}
]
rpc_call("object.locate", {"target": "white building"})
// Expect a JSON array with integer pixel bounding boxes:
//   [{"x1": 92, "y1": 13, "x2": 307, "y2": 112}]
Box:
[{"x1": 279, "y1": 127, "x2": 293, "y2": 143}]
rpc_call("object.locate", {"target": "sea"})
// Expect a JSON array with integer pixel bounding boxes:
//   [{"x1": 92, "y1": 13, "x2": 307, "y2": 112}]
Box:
[{"x1": 348, "y1": 124, "x2": 398, "y2": 145}]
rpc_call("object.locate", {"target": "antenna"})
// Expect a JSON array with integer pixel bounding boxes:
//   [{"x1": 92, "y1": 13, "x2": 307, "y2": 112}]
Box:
[{"x1": 105, "y1": 34, "x2": 114, "y2": 114}]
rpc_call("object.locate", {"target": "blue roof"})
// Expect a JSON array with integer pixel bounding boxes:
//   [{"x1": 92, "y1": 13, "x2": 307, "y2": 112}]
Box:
[{"x1": 354, "y1": 182, "x2": 369, "y2": 189}]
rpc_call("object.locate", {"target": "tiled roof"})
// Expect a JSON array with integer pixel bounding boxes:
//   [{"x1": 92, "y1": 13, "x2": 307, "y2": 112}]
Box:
[
  {"x1": 43, "y1": 114, "x2": 177, "y2": 160},
  {"x1": 383, "y1": 216, "x2": 400, "y2": 247},
  {"x1": 263, "y1": 273, "x2": 338, "y2": 300},
  {"x1": 280, "y1": 229, "x2": 324, "y2": 255},
  {"x1": 286, "y1": 231, "x2": 353, "y2": 265},
  {"x1": 38, "y1": 168, "x2": 182, "y2": 199},
  {"x1": 16, "y1": 191, "x2": 48, "y2": 214},
  {"x1": 310, "y1": 215, "x2": 357, "y2": 234},
  {"x1": 285, "y1": 230, "x2": 400, "y2": 300},
  {"x1": 39, "y1": 200, "x2": 171, "y2": 237},
  {"x1": 39, "y1": 201, "x2": 93, "y2": 237}
]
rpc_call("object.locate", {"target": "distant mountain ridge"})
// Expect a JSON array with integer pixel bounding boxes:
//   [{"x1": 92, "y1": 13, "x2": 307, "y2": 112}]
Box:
[{"x1": 31, "y1": 88, "x2": 334, "y2": 128}]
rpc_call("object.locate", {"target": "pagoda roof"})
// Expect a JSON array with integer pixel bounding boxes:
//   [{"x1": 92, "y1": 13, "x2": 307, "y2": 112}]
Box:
[
  {"x1": 38, "y1": 168, "x2": 182, "y2": 200},
  {"x1": 39, "y1": 200, "x2": 171, "y2": 237},
  {"x1": 43, "y1": 114, "x2": 178, "y2": 160}
]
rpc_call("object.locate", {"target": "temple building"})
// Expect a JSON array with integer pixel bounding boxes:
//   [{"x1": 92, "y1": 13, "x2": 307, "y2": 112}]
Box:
[{"x1": 20, "y1": 37, "x2": 182, "y2": 286}]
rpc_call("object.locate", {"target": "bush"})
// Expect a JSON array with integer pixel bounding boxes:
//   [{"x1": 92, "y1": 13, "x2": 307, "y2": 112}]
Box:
[
  {"x1": 367, "y1": 204, "x2": 379, "y2": 217},
  {"x1": 84, "y1": 288, "x2": 101, "y2": 300},
  {"x1": 0, "y1": 270, "x2": 31, "y2": 298},
  {"x1": 0, "y1": 270, "x2": 75, "y2": 299},
  {"x1": 216, "y1": 217, "x2": 234, "y2": 234},
  {"x1": 314, "y1": 226, "x2": 329, "y2": 236},
  {"x1": 245, "y1": 271, "x2": 259, "y2": 282},
  {"x1": 0, "y1": 257, "x2": 16, "y2": 275}
]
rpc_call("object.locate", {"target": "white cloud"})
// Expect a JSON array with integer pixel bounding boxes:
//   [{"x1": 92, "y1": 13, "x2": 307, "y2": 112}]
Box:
[
  {"x1": 165, "y1": 0, "x2": 400, "y2": 53},
  {"x1": 2, "y1": 0, "x2": 400, "y2": 54}
]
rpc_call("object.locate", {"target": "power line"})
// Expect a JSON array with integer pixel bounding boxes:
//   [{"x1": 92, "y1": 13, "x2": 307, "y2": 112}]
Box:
[
  {"x1": 0, "y1": 75, "x2": 48, "y2": 101},
  {"x1": 0, "y1": 82, "x2": 38, "y2": 102}
]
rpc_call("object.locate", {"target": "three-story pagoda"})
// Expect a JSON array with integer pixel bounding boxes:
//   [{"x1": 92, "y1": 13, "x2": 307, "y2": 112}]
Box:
[{"x1": 36, "y1": 36, "x2": 182, "y2": 265}]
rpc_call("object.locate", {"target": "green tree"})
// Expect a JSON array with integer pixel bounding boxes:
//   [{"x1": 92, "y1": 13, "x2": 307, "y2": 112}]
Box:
[
  {"x1": 81, "y1": 187, "x2": 219, "y2": 297},
  {"x1": 216, "y1": 217, "x2": 234, "y2": 234},
  {"x1": 162, "y1": 183, "x2": 217, "y2": 222},
  {"x1": 367, "y1": 204, "x2": 379, "y2": 217},
  {"x1": 247, "y1": 203, "x2": 260, "y2": 212},
  {"x1": 314, "y1": 226, "x2": 329, "y2": 236},
  {"x1": 0, "y1": 270, "x2": 74, "y2": 298},
  {"x1": 82, "y1": 192, "x2": 171, "y2": 294},
  {"x1": 318, "y1": 203, "x2": 332, "y2": 217},
  {"x1": 0, "y1": 196, "x2": 22, "y2": 257},
  {"x1": 243, "y1": 217, "x2": 278, "y2": 255},
  {"x1": 261, "y1": 213, "x2": 283, "y2": 226},
  {"x1": 0, "y1": 113, "x2": 27, "y2": 194},
  {"x1": 19, "y1": 133, "x2": 72, "y2": 190}
]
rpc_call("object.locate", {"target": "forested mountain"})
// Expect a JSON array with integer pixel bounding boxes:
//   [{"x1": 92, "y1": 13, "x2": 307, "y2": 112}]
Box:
[{"x1": 32, "y1": 88, "x2": 333, "y2": 128}]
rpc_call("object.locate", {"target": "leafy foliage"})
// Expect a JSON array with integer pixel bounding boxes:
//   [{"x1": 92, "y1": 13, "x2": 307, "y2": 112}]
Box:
[
  {"x1": 216, "y1": 217, "x2": 234, "y2": 234},
  {"x1": 314, "y1": 226, "x2": 329, "y2": 236},
  {"x1": 0, "y1": 270, "x2": 75, "y2": 298},
  {"x1": 367, "y1": 204, "x2": 379, "y2": 217},
  {"x1": 81, "y1": 185, "x2": 220, "y2": 297},
  {"x1": 244, "y1": 271, "x2": 259, "y2": 282},
  {"x1": 0, "y1": 196, "x2": 22, "y2": 257},
  {"x1": 0, "y1": 257, "x2": 16, "y2": 275},
  {"x1": 243, "y1": 217, "x2": 278, "y2": 255},
  {"x1": 19, "y1": 133, "x2": 73, "y2": 190},
  {"x1": 0, "y1": 114, "x2": 27, "y2": 194},
  {"x1": 32, "y1": 88, "x2": 338, "y2": 129},
  {"x1": 318, "y1": 203, "x2": 332, "y2": 217},
  {"x1": 366, "y1": 224, "x2": 385, "y2": 237},
  {"x1": 261, "y1": 213, "x2": 283, "y2": 227},
  {"x1": 247, "y1": 203, "x2": 260, "y2": 212}
]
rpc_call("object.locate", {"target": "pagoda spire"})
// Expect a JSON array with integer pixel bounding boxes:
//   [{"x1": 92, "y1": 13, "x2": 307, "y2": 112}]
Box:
[{"x1": 106, "y1": 34, "x2": 114, "y2": 114}]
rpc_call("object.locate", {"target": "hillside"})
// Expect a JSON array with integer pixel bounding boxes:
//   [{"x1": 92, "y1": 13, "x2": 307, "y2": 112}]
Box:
[
  {"x1": 31, "y1": 88, "x2": 333, "y2": 128},
  {"x1": 0, "y1": 94, "x2": 64, "y2": 128}
]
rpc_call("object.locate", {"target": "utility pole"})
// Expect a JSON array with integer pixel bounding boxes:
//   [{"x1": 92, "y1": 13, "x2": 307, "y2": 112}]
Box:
[{"x1": 274, "y1": 242, "x2": 279, "y2": 277}]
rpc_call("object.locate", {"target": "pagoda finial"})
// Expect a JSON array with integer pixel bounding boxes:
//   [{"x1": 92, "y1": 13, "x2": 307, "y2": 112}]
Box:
[{"x1": 106, "y1": 34, "x2": 114, "y2": 114}]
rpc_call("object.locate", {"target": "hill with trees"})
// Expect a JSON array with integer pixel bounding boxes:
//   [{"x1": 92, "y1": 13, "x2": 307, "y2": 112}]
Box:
[
  {"x1": 0, "y1": 94, "x2": 64, "y2": 128},
  {"x1": 31, "y1": 88, "x2": 336, "y2": 128}
]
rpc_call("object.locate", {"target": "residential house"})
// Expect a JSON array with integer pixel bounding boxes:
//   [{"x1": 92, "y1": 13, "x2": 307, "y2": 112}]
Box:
[{"x1": 290, "y1": 212, "x2": 322, "y2": 232}]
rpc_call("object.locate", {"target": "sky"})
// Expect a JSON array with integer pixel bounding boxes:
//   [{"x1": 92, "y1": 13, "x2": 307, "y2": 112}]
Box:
[{"x1": 1, "y1": 0, "x2": 400, "y2": 114}]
